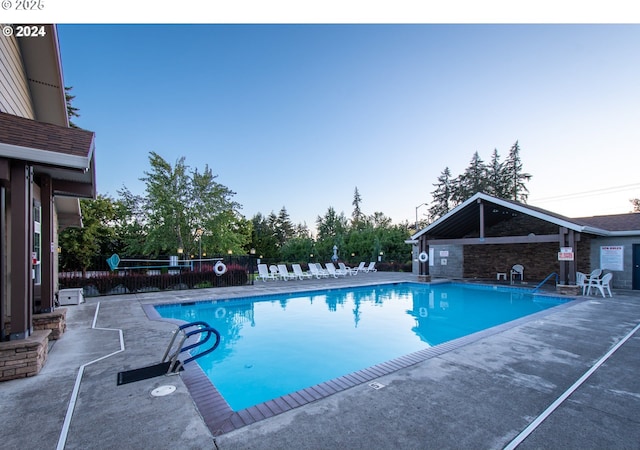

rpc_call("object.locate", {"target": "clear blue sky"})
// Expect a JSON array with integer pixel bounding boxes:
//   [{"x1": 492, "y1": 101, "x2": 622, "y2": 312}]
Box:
[{"x1": 57, "y1": 24, "x2": 640, "y2": 229}]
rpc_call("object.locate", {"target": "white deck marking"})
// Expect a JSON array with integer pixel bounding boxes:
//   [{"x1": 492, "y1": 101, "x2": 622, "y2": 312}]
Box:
[
  {"x1": 57, "y1": 303, "x2": 125, "y2": 450},
  {"x1": 504, "y1": 321, "x2": 640, "y2": 450}
]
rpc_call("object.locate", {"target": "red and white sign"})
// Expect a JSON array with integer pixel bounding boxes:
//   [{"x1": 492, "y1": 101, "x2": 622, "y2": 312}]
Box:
[{"x1": 558, "y1": 252, "x2": 574, "y2": 261}]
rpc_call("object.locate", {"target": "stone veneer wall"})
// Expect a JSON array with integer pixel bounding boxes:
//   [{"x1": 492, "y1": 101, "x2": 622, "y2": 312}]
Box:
[
  {"x1": 0, "y1": 308, "x2": 67, "y2": 382},
  {"x1": 33, "y1": 308, "x2": 67, "y2": 340},
  {"x1": 0, "y1": 330, "x2": 51, "y2": 381}
]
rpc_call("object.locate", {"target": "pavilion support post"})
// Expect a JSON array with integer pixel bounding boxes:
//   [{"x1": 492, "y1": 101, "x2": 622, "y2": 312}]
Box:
[
  {"x1": 419, "y1": 237, "x2": 430, "y2": 278},
  {"x1": 10, "y1": 163, "x2": 33, "y2": 340},
  {"x1": 559, "y1": 227, "x2": 567, "y2": 285},
  {"x1": 39, "y1": 175, "x2": 55, "y2": 313},
  {"x1": 478, "y1": 199, "x2": 485, "y2": 240},
  {"x1": 567, "y1": 229, "x2": 576, "y2": 285}
]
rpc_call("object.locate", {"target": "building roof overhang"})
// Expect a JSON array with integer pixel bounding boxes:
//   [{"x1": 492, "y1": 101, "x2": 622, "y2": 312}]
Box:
[
  {"x1": 16, "y1": 24, "x2": 69, "y2": 127},
  {"x1": 411, "y1": 192, "x2": 613, "y2": 241},
  {"x1": 0, "y1": 111, "x2": 96, "y2": 200}
]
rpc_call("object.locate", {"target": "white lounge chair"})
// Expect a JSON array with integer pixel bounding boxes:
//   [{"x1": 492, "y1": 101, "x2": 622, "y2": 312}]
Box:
[
  {"x1": 277, "y1": 264, "x2": 297, "y2": 281},
  {"x1": 308, "y1": 263, "x2": 328, "y2": 279},
  {"x1": 316, "y1": 263, "x2": 331, "y2": 277},
  {"x1": 338, "y1": 262, "x2": 356, "y2": 275},
  {"x1": 363, "y1": 262, "x2": 377, "y2": 273},
  {"x1": 325, "y1": 263, "x2": 346, "y2": 278},
  {"x1": 510, "y1": 264, "x2": 524, "y2": 284},
  {"x1": 354, "y1": 262, "x2": 366, "y2": 273},
  {"x1": 588, "y1": 272, "x2": 613, "y2": 297},
  {"x1": 292, "y1": 264, "x2": 313, "y2": 280},
  {"x1": 257, "y1": 263, "x2": 277, "y2": 282}
]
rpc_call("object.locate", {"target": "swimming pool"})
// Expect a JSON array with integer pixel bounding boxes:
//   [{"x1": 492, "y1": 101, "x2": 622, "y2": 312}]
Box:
[{"x1": 154, "y1": 282, "x2": 569, "y2": 412}]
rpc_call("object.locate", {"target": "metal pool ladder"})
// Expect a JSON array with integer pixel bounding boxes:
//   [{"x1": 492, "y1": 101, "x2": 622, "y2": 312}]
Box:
[
  {"x1": 117, "y1": 321, "x2": 221, "y2": 385},
  {"x1": 162, "y1": 321, "x2": 221, "y2": 374}
]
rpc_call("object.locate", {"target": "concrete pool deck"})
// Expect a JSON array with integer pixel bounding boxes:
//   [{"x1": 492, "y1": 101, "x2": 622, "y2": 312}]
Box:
[{"x1": 1, "y1": 272, "x2": 639, "y2": 449}]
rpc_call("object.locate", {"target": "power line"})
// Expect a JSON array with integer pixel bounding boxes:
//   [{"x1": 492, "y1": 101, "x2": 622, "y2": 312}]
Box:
[{"x1": 531, "y1": 183, "x2": 640, "y2": 203}]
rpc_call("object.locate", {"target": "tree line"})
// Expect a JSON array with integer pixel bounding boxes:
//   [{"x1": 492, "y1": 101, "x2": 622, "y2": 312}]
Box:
[
  {"x1": 59, "y1": 154, "x2": 413, "y2": 273},
  {"x1": 59, "y1": 143, "x2": 538, "y2": 273}
]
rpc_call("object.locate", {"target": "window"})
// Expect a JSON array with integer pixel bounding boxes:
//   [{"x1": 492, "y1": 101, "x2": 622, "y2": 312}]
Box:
[{"x1": 33, "y1": 202, "x2": 41, "y2": 284}]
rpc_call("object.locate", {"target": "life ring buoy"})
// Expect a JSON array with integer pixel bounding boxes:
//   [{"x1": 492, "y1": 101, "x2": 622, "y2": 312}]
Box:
[
  {"x1": 215, "y1": 307, "x2": 226, "y2": 319},
  {"x1": 418, "y1": 251, "x2": 429, "y2": 263},
  {"x1": 214, "y1": 261, "x2": 227, "y2": 276}
]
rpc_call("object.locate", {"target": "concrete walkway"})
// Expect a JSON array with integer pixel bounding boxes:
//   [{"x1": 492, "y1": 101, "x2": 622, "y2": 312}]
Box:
[{"x1": 1, "y1": 273, "x2": 639, "y2": 449}]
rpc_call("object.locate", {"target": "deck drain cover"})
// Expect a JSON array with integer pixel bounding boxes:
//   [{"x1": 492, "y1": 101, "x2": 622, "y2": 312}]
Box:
[
  {"x1": 151, "y1": 385, "x2": 176, "y2": 397},
  {"x1": 368, "y1": 382, "x2": 385, "y2": 390}
]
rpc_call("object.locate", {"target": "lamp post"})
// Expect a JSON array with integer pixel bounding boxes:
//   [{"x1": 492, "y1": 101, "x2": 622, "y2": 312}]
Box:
[
  {"x1": 415, "y1": 202, "x2": 428, "y2": 231},
  {"x1": 250, "y1": 248, "x2": 256, "y2": 283}
]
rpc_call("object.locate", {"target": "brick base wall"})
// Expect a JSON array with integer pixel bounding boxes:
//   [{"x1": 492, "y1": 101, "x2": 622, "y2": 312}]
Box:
[
  {"x1": 0, "y1": 330, "x2": 51, "y2": 381},
  {"x1": 33, "y1": 308, "x2": 67, "y2": 340}
]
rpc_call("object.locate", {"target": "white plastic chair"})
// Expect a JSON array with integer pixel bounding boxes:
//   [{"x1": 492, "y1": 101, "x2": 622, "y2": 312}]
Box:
[
  {"x1": 576, "y1": 272, "x2": 589, "y2": 295},
  {"x1": 588, "y1": 272, "x2": 613, "y2": 297},
  {"x1": 585, "y1": 268, "x2": 603, "y2": 293},
  {"x1": 510, "y1": 264, "x2": 524, "y2": 284}
]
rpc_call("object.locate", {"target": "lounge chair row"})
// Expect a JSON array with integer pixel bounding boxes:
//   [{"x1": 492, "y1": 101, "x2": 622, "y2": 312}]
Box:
[{"x1": 257, "y1": 262, "x2": 377, "y2": 281}]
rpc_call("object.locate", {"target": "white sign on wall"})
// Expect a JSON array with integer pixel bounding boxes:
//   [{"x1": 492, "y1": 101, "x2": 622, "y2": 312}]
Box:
[{"x1": 600, "y1": 246, "x2": 624, "y2": 271}]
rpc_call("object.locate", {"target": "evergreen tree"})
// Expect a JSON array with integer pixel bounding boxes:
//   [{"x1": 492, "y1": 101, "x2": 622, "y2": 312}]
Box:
[
  {"x1": 486, "y1": 148, "x2": 507, "y2": 198},
  {"x1": 503, "y1": 140, "x2": 532, "y2": 202},
  {"x1": 274, "y1": 206, "x2": 295, "y2": 248},
  {"x1": 250, "y1": 213, "x2": 278, "y2": 258},
  {"x1": 429, "y1": 167, "x2": 454, "y2": 222},
  {"x1": 452, "y1": 151, "x2": 488, "y2": 203},
  {"x1": 631, "y1": 198, "x2": 640, "y2": 213},
  {"x1": 65, "y1": 86, "x2": 80, "y2": 128},
  {"x1": 294, "y1": 222, "x2": 312, "y2": 239},
  {"x1": 315, "y1": 207, "x2": 348, "y2": 260},
  {"x1": 351, "y1": 186, "x2": 363, "y2": 228}
]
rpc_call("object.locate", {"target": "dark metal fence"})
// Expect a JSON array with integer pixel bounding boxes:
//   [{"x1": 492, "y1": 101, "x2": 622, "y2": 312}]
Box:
[{"x1": 59, "y1": 255, "x2": 256, "y2": 297}]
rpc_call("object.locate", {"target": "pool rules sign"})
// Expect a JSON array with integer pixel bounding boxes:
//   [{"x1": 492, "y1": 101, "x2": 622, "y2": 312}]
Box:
[
  {"x1": 558, "y1": 247, "x2": 574, "y2": 261},
  {"x1": 600, "y1": 246, "x2": 624, "y2": 271}
]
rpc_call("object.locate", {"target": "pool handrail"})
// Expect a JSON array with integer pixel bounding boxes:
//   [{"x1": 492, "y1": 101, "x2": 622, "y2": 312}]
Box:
[
  {"x1": 162, "y1": 321, "x2": 221, "y2": 374},
  {"x1": 532, "y1": 272, "x2": 559, "y2": 292}
]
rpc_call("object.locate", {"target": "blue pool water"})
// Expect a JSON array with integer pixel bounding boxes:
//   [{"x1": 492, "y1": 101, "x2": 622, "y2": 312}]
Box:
[{"x1": 154, "y1": 282, "x2": 567, "y2": 411}]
